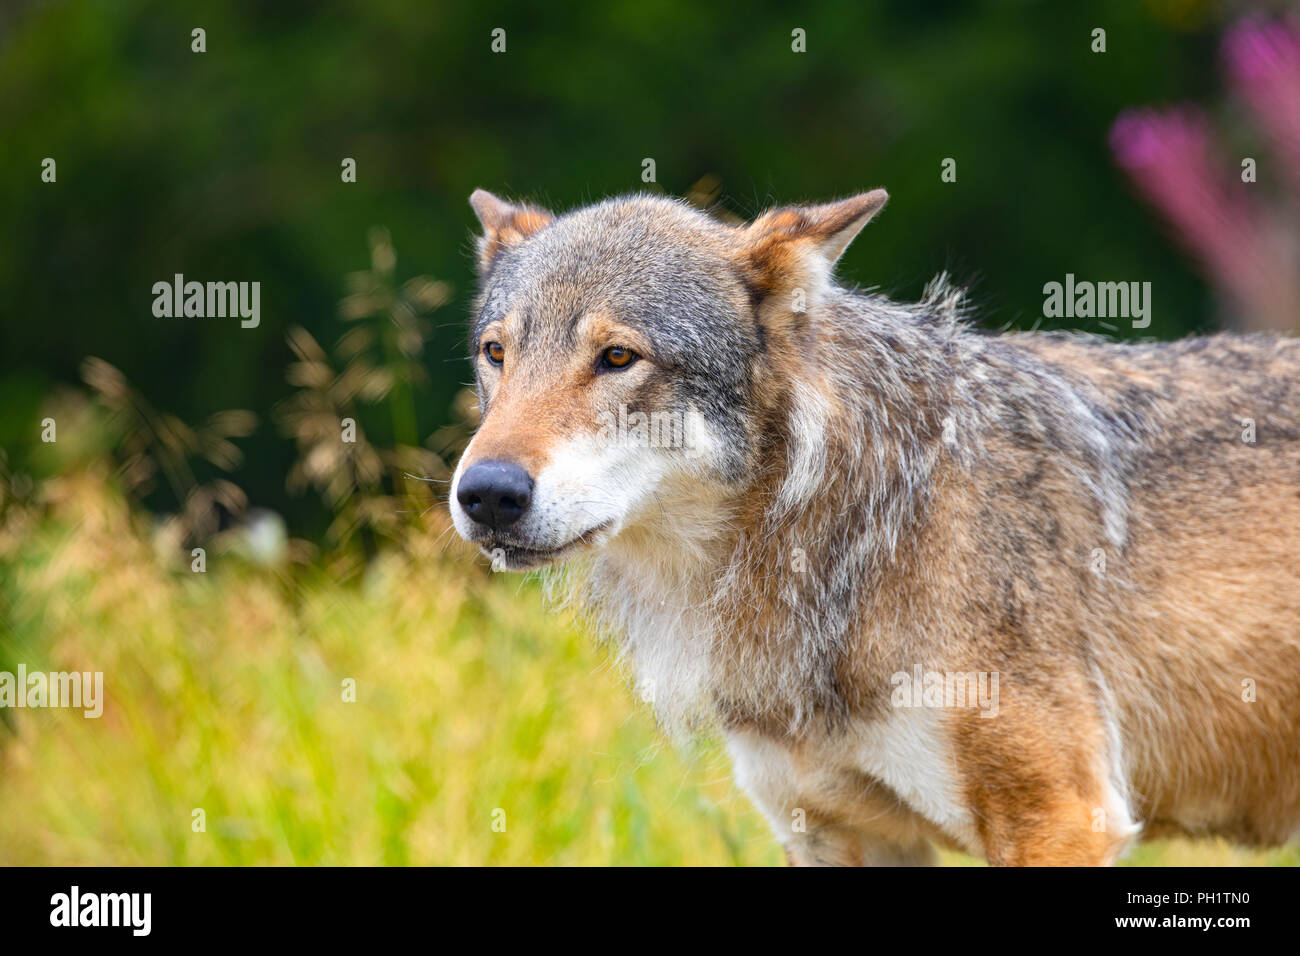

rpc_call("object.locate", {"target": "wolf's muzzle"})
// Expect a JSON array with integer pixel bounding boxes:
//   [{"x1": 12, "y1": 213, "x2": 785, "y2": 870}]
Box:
[{"x1": 456, "y1": 459, "x2": 533, "y2": 529}]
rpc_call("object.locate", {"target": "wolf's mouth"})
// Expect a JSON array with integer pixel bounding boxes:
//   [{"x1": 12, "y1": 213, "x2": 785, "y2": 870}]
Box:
[{"x1": 482, "y1": 521, "x2": 613, "y2": 569}]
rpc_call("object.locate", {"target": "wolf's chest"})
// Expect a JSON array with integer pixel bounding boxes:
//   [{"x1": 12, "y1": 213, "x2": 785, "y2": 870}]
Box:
[{"x1": 725, "y1": 708, "x2": 982, "y2": 861}]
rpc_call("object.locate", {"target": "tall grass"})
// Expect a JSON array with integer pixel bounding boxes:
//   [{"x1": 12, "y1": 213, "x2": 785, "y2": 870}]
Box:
[
  {"x1": 0, "y1": 469, "x2": 782, "y2": 865},
  {"x1": 1, "y1": 470, "x2": 1294, "y2": 865}
]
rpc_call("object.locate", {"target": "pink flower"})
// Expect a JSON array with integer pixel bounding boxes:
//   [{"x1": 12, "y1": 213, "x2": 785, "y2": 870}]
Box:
[
  {"x1": 1222, "y1": 18, "x2": 1300, "y2": 84},
  {"x1": 1109, "y1": 102, "x2": 1295, "y2": 330},
  {"x1": 1110, "y1": 108, "x2": 1261, "y2": 293},
  {"x1": 1222, "y1": 17, "x2": 1300, "y2": 191},
  {"x1": 1110, "y1": 106, "x2": 1210, "y2": 170}
]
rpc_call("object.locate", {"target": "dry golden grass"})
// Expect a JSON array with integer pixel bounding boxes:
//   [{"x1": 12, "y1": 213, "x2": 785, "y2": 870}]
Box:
[
  {"x1": 0, "y1": 470, "x2": 1293, "y2": 866},
  {"x1": 0, "y1": 470, "x2": 777, "y2": 865}
]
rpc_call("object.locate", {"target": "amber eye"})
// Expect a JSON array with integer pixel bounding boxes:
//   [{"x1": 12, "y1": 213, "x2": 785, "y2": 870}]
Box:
[
  {"x1": 484, "y1": 341, "x2": 505, "y2": 366},
  {"x1": 599, "y1": 346, "x2": 637, "y2": 371}
]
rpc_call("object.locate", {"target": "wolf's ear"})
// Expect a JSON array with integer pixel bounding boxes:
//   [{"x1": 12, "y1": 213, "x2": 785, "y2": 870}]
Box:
[
  {"x1": 469, "y1": 189, "x2": 555, "y2": 274},
  {"x1": 739, "y1": 190, "x2": 888, "y2": 299}
]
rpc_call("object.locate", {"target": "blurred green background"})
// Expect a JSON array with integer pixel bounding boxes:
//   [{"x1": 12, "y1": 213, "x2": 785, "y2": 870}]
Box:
[
  {"x1": 2, "y1": 0, "x2": 1297, "y2": 866},
  {"x1": 0, "y1": 0, "x2": 1252, "y2": 533}
]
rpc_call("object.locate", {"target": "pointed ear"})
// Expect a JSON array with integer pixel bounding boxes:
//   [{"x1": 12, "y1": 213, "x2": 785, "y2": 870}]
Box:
[
  {"x1": 469, "y1": 189, "x2": 555, "y2": 274},
  {"x1": 739, "y1": 190, "x2": 888, "y2": 299}
]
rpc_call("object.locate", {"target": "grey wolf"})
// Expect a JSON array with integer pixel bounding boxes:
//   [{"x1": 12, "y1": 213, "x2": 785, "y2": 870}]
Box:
[{"x1": 450, "y1": 187, "x2": 1300, "y2": 866}]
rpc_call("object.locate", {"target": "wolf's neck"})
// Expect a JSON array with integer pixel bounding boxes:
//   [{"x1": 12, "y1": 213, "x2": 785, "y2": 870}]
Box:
[{"x1": 582, "y1": 286, "x2": 968, "y2": 733}]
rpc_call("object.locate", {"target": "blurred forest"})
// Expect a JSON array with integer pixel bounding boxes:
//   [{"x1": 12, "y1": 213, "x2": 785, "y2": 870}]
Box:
[{"x1": 3, "y1": 0, "x2": 1291, "y2": 538}]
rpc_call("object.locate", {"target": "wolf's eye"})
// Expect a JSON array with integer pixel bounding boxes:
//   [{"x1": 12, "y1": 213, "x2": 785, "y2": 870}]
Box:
[
  {"x1": 599, "y1": 346, "x2": 637, "y2": 371},
  {"x1": 484, "y1": 341, "x2": 505, "y2": 366}
]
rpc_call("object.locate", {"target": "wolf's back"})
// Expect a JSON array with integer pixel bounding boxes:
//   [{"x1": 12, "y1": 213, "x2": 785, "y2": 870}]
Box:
[{"x1": 979, "y1": 330, "x2": 1300, "y2": 844}]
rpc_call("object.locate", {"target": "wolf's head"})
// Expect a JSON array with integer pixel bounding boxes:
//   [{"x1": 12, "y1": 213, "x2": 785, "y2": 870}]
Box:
[{"x1": 450, "y1": 188, "x2": 888, "y2": 570}]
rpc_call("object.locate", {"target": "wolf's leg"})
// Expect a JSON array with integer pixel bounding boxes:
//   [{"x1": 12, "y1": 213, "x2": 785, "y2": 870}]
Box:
[{"x1": 946, "y1": 699, "x2": 1140, "y2": 866}]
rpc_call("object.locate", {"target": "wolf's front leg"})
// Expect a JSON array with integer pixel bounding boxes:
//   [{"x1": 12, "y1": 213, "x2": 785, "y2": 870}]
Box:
[{"x1": 946, "y1": 700, "x2": 1140, "y2": 866}]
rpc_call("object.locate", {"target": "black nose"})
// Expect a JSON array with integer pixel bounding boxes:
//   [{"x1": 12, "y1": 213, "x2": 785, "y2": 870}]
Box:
[{"x1": 456, "y1": 459, "x2": 533, "y2": 529}]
